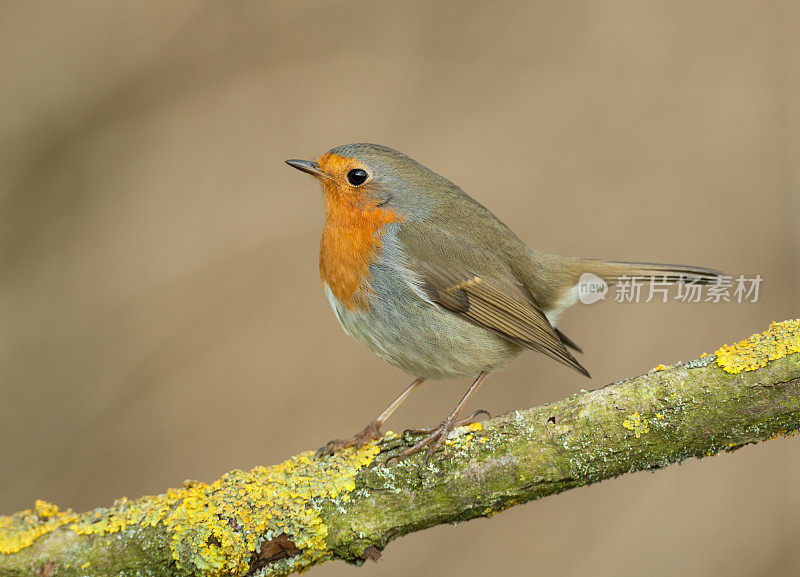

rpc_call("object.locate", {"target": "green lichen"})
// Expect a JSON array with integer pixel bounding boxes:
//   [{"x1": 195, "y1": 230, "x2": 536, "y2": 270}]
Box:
[
  {"x1": 765, "y1": 429, "x2": 799, "y2": 441},
  {"x1": 1, "y1": 445, "x2": 380, "y2": 576},
  {"x1": 716, "y1": 319, "x2": 800, "y2": 374},
  {"x1": 4, "y1": 320, "x2": 800, "y2": 575}
]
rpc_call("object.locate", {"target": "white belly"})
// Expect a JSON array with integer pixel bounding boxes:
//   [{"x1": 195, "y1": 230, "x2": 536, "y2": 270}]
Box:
[{"x1": 322, "y1": 280, "x2": 521, "y2": 380}]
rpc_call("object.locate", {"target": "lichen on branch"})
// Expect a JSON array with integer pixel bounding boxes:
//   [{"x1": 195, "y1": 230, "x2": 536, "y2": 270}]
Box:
[
  {"x1": 2, "y1": 319, "x2": 799, "y2": 577},
  {"x1": 715, "y1": 319, "x2": 800, "y2": 373},
  {"x1": 0, "y1": 447, "x2": 381, "y2": 576}
]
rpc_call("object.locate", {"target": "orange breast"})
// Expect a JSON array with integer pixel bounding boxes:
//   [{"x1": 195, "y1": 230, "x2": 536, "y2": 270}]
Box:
[{"x1": 319, "y1": 187, "x2": 402, "y2": 310}]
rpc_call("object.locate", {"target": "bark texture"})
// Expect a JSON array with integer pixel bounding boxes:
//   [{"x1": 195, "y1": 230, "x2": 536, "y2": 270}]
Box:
[{"x1": 2, "y1": 320, "x2": 799, "y2": 577}]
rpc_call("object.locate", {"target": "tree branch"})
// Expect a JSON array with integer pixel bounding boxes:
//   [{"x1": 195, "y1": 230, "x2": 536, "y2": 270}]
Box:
[{"x1": 2, "y1": 320, "x2": 799, "y2": 577}]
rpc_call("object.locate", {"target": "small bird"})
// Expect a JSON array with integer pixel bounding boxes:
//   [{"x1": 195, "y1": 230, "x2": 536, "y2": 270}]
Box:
[{"x1": 286, "y1": 144, "x2": 720, "y2": 460}]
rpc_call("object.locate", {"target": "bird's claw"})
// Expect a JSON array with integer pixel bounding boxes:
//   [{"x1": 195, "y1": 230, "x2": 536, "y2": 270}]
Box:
[
  {"x1": 314, "y1": 421, "x2": 382, "y2": 459},
  {"x1": 466, "y1": 409, "x2": 491, "y2": 421},
  {"x1": 389, "y1": 409, "x2": 491, "y2": 464},
  {"x1": 393, "y1": 420, "x2": 454, "y2": 463}
]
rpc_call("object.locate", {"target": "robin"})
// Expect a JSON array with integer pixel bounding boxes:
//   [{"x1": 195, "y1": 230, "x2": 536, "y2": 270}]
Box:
[{"x1": 286, "y1": 144, "x2": 720, "y2": 460}]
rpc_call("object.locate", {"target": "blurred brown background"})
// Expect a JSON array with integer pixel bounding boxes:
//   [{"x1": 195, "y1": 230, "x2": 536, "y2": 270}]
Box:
[{"x1": 2, "y1": 2, "x2": 799, "y2": 576}]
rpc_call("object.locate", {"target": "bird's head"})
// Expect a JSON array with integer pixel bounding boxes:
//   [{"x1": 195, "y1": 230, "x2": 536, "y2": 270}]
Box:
[
  {"x1": 286, "y1": 143, "x2": 449, "y2": 221},
  {"x1": 287, "y1": 144, "x2": 449, "y2": 308}
]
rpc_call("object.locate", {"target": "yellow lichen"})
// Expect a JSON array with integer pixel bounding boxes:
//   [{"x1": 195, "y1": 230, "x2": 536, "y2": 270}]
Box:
[
  {"x1": 652, "y1": 364, "x2": 668, "y2": 372},
  {"x1": 445, "y1": 421, "x2": 485, "y2": 450},
  {"x1": 2, "y1": 445, "x2": 380, "y2": 576},
  {"x1": 622, "y1": 412, "x2": 650, "y2": 438},
  {"x1": 0, "y1": 500, "x2": 78, "y2": 554},
  {"x1": 715, "y1": 319, "x2": 800, "y2": 374},
  {"x1": 765, "y1": 429, "x2": 799, "y2": 442}
]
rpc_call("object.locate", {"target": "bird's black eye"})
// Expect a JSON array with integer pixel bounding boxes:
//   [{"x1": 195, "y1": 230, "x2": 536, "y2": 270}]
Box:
[{"x1": 346, "y1": 168, "x2": 368, "y2": 186}]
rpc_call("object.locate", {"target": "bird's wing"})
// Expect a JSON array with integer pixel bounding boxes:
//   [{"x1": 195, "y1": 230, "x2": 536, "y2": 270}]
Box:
[{"x1": 409, "y1": 261, "x2": 590, "y2": 377}]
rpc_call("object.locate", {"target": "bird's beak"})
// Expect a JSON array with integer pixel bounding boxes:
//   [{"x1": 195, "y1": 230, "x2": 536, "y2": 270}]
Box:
[{"x1": 285, "y1": 159, "x2": 328, "y2": 179}]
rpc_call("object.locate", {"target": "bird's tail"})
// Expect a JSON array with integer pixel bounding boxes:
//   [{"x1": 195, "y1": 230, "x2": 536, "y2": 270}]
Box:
[{"x1": 580, "y1": 260, "x2": 723, "y2": 285}]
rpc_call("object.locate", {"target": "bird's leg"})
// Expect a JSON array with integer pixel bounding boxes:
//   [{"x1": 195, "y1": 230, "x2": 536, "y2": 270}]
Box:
[
  {"x1": 315, "y1": 377, "x2": 425, "y2": 457},
  {"x1": 395, "y1": 372, "x2": 490, "y2": 462}
]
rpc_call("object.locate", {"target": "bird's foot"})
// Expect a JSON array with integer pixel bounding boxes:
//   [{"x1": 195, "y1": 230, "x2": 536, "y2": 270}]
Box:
[
  {"x1": 392, "y1": 409, "x2": 490, "y2": 463},
  {"x1": 315, "y1": 420, "x2": 383, "y2": 458}
]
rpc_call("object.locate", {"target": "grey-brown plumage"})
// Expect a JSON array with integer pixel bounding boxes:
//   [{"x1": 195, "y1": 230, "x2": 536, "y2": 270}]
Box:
[{"x1": 287, "y1": 143, "x2": 722, "y2": 458}]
